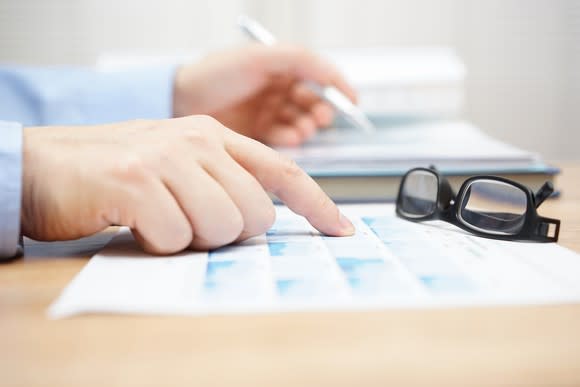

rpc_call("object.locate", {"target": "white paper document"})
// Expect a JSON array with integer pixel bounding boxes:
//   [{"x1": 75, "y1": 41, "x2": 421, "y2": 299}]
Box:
[{"x1": 49, "y1": 205, "x2": 580, "y2": 318}]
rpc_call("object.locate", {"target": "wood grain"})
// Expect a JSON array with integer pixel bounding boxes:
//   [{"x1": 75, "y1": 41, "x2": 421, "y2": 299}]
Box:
[{"x1": 1, "y1": 163, "x2": 580, "y2": 387}]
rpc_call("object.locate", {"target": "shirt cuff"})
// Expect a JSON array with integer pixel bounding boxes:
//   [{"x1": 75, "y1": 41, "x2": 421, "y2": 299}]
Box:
[{"x1": 0, "y1": 121, "x2": 23, "y2": 260}]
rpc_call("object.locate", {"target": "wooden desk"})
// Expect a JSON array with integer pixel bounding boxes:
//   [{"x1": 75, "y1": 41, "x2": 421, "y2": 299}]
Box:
[{"x1": 2, "y1": 163, "x2": 580, "y2": 387}]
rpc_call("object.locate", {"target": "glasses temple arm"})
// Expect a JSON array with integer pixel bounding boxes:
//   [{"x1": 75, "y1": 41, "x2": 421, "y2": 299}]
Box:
[{"x1": 534, "y1": 182, "x2": 554, "y2": 208}]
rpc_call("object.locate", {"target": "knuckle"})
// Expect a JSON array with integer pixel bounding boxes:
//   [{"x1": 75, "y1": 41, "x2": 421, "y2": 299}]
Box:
[
  {"x1": 317, "y1": 193, "x2": 335, "y2": 214},
  {"x1": 187, "y1": 114, "x2": 222, "y2": 131},
  {"x1": 182, "y1": 128, "x2": 214, "y2": 148},
  {"x1": 177, "y1": 115, "x2": 225, "y2": 148},
  {"x1": 311, "y1": 191, "x2": 337, "y2": 220},
  {"x1": 113, "y1": 153, "x2": 151, "y2": 186},
  {"x1": 196, "y1": 114, "x2": 220, "y2": 126},
  {"x1": 109, "y1": 156, "x2": 156, "y2": 228},
  {"x1": 278, "y1": 153, "x2": 304, "y2": 180}
]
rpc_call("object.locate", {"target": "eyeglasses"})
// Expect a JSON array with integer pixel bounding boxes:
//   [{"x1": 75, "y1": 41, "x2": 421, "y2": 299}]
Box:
[{"x1": 395, "y1": 166, "x2": 560, "y2": 242}]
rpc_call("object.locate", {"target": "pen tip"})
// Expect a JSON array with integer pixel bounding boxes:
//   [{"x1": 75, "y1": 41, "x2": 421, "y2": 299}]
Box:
[{"x1": 351, "y1": 115, "x2": 376, "y2": 134}]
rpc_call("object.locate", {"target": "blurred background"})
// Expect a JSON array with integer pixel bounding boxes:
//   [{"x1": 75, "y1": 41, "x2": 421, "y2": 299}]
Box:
[{"x1": 0, "y1": 0, "x2": 578, "y2": 159}]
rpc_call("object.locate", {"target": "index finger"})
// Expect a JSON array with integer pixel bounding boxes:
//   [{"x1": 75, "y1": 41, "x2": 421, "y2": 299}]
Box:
[{"x1": 224, "y1": 131, "x2": 355, "y2": 237}]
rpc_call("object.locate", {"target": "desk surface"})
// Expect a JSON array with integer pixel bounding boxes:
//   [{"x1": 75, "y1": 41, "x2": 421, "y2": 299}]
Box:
[{"x1": 2, "y1": 163, "x2": 580, "y2": 387}]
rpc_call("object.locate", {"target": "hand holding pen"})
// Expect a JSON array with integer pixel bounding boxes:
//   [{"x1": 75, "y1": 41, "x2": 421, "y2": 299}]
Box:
[{"x1": 173, "y1": 44, "x2": 359, "y2": 145}]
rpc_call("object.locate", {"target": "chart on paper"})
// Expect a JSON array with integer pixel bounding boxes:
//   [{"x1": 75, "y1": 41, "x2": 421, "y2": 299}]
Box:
[{"x1": 49, "y1": 204, "x2": 580, "y2": 318}]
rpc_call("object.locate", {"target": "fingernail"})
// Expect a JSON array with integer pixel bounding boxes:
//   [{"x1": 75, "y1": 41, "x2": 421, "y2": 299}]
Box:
[{"x1": 339, "y1": 212, "x2": 355, "y2": 235}]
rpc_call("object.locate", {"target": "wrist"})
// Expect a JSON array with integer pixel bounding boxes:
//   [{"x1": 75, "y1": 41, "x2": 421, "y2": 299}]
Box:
[
  {"x1": 172, "y1": 64, "x2": 201, "y2": 118},
  {"x1": 21, "y1": 126, "x2": 43, "y2": 239}
]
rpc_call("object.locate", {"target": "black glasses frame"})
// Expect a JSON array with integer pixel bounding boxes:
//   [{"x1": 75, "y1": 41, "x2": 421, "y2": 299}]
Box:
[{"x1": 395, "y1": 167, "x2": 561, "y2": 242}]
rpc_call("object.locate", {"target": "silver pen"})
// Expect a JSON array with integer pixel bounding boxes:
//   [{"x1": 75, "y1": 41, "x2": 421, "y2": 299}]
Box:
[{"x1": 237, "y1": 15, "x2": 375, "y2": 134}]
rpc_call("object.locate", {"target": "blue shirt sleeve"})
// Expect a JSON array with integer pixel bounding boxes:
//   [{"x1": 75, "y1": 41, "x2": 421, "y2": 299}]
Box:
[
  {"x1": 0, "y1": 64, "x2": 177, "y2": 126},
  {"x1": 0, "y1": 121, "x2": 23, "y2": 260},
  {"x1": 0, "y1": 64, "x2": 177, "y2": 259}
]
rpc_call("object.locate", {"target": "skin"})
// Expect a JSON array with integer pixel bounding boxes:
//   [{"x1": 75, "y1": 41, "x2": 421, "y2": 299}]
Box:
[{"x1": 21, "y1": 44, "x2": 357, "y2": 254}]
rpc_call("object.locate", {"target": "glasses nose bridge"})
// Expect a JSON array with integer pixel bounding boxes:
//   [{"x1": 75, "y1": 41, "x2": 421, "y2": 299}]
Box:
[{"x1": 437, "y1": 175, "x2": 456, "y2": 210}]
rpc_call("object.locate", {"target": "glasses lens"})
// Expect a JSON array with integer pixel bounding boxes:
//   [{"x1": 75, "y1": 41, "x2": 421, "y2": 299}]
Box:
[
  {"x1": 399, "y1": 170, "x2": 438, "y2": 218},
  {"x1": 458, "y1": 179, "x2": 527, "y2": 235}
]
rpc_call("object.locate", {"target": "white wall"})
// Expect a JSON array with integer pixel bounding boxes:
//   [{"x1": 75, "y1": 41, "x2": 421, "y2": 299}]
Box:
[{"x1": 0, "y1": 0, "x2": 578, "y2": 159}]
